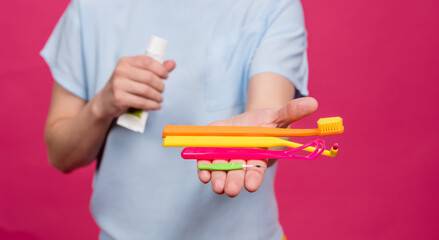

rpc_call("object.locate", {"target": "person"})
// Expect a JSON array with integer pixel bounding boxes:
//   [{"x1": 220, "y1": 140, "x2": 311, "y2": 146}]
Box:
[{"x1": 41, "y1": 0, "x2": 317, "y2": 239}]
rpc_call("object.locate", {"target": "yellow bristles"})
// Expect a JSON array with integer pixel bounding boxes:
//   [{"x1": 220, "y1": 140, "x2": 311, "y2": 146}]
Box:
[{"x1": 317, "y1": 117, "x2": 344, "y2": 135}]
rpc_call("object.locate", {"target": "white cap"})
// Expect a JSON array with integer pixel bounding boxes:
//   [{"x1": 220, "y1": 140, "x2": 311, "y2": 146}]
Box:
[{"x1": 146, "y1": 35, "x2": 168, "y2": 55}]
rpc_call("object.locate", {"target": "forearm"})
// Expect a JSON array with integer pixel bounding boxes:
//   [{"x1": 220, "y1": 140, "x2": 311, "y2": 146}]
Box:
[
  {"x1": 245, "y1": 73, "x2": 295, "y2": 112},
  {"x1": 45, "y1": 90, "x2": 113, "y2": 173},
  {"x1": 245, "y1": 73, "x2": 296, "y2": 166}
]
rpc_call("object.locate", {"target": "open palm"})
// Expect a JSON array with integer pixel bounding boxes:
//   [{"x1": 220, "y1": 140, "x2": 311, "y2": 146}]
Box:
[{"x1": 197, "y1": 97, "x2": 318, "y2": 197}]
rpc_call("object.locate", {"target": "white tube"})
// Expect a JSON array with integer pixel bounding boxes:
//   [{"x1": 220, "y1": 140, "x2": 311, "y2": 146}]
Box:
[{"x1": 116, "y1": 36, "x2": 168, "y2": 133}]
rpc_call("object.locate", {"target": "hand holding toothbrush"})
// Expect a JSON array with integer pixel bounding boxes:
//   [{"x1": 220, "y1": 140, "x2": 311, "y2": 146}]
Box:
[{"x1": 197, "y1": 97, "x2": 318, "y2": 197}]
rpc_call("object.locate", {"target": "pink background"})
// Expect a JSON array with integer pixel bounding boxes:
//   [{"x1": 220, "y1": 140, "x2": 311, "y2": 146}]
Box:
[{"x1": 1, "y1": 0, "x2": 439, "y2": 239}]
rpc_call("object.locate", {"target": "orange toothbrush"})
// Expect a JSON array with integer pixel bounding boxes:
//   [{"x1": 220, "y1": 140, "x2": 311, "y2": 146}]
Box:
[{"x1": 162, "y1": 117, "x2": 343, "y2": 137}]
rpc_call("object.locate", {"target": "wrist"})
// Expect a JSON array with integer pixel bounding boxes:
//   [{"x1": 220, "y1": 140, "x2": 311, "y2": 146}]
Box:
[{"x1": 89, "y1": 92, "x2": 114, "y2": 123}]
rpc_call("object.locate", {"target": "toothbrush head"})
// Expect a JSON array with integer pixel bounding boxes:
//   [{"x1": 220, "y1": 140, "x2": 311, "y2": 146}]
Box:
[
  {"x1": 329, "y1": 143, "x2": 340, "y2": 157},
  {"x1": 317, "y1": 117, "x2": 344, "y2": 135}
]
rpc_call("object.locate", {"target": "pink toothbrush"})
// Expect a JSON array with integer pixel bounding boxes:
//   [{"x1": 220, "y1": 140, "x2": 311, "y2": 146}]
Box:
[{"x1": 181, "y1": 139, "x2": 329, "y2": 160}]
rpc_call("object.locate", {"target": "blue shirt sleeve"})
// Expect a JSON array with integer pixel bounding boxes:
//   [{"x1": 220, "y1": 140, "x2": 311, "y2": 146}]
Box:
[
  {"x1": 249, "y1": 0, "x2": 309, "y2": 96},
  {"x1": 40, "y1": 0, "x2": 88, "y2": 100}
]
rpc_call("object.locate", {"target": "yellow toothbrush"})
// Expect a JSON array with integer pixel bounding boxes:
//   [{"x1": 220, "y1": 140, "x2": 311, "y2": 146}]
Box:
[{"x1": 163, "y1": 136, "x2": 338, "y2": 157}]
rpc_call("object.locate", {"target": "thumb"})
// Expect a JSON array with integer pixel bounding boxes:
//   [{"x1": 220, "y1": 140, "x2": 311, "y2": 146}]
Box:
[
  {"x1": 163, "y1": 60, "x2": 176, "y2": 73},
  {"x1": 274, "y1": 97, "x2": 318, "y2": 128}
]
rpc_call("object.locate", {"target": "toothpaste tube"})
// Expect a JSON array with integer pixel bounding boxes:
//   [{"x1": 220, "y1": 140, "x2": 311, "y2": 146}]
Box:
[{"x1": 116, "y1": 35, "x2": 168, "y2": 133}]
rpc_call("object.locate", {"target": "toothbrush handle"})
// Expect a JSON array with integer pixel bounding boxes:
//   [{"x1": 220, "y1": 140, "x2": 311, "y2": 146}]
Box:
[
  {"x1": 198, "y1": 163, "x2": 243, "y2": 171},
  {"x1": 182, "y1": 139, "x2": 325, "y2": 160},
  {"x1": 284, "y1": 140, "x2": 337, "y2": 157},
  {"x1": 182, "y1": 147, "x2": 285, "y2": 160},
  {"x1": 163, "y1": 136, "x2": 280, "y2": 148},
  {"x1": 164, "y1": 136, "x2": 338, "y2": 157},
  {"x1": 163, "y1": 125, "x2": 320, "y2": 137}
]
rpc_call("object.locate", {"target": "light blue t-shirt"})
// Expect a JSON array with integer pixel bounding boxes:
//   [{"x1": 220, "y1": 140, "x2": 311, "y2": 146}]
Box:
[{"x1": 41, "y1": 0, "x2": 308, "y2": 239}]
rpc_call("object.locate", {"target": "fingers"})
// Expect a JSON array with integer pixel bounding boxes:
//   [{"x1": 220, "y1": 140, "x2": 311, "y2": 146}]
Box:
[
  {"x1": 200, "y1": 158, "x2": 266, "y2": 197},
  {"x1": 244, "y1": 159, "x2": 267, "y2": 192},
  {"x1": 117, "y1": 92, "x2": 162, "y2": 111},
  {"x1": 118, "y1": 67, "x2": 165, "y2": 93},
  {"x1": 127, "y1": 56, "x2": 169, "y2": 79},
  {"x1": 224, "y1": 160, "x2": 246, "y2": 198},
  {"x1": 275, "y1": 97, "x2": 318, "y2": 128},
  {"x1": 121, "y1": 79, "x2": 163, "y2": 102},
  {"x1": 210, "y1": 159, "x2": 228, "y2": 194},
  {"x1": 197, "y1": 160, "x2": 212, "y2": 184}
]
